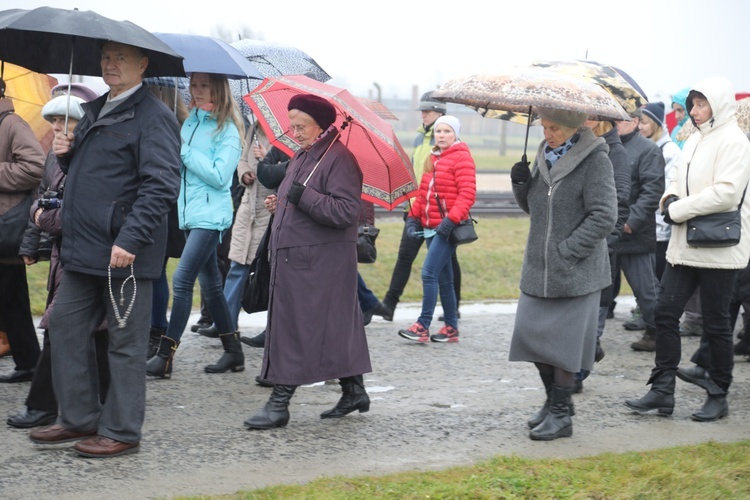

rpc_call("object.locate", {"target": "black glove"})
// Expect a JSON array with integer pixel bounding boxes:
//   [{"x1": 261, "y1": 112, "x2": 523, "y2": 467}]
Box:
[
  {"x1": 405, "y1": 217, "x2": 423, "y2": 240},
  {"x1": 510, "y1": 160, "x2": 531, "y2": 184},
  {"x1": 435, "y1": 218, "x2": 456, "y2": 238},
  {"x1": 662, "y1": 195, "x2": 679, "y2": 225},
  {"x1": 286, "y1": 181, "x2": 306, "y2": 205}
]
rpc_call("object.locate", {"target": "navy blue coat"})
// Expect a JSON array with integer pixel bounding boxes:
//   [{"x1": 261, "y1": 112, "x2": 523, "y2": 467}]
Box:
[{"x1": 58, "y1": 85, "x2": 181, "y2": 279}]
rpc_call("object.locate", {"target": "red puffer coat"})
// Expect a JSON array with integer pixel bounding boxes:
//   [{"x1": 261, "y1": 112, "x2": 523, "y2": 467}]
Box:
[{"x1": 409, "y1": 141, "x2": 476, "y2": 228}]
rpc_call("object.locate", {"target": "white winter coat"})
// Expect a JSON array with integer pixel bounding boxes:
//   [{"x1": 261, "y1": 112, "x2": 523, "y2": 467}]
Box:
[{"x1": 662, "y1": 76, "x2": 750, "y2": 269}]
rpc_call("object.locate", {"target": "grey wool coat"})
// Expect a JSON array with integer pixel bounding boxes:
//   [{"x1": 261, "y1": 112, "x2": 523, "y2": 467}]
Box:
[
  {"x1": 513, "y1": 127, "x2": 618, "y2": 298},
  {"x1": 260, "y1": 129, "x2": 372, "y2": 386}
]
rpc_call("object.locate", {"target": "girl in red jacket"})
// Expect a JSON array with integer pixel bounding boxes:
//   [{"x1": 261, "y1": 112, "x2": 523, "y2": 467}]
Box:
[{"x1": 398, "y1": 115, "x2": 476, "y2": 343}]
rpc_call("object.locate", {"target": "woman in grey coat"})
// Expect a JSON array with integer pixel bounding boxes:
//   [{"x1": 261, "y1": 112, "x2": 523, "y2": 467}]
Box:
[{"x1": 508, "y1": 107, "x2": 617, "y2": 441}]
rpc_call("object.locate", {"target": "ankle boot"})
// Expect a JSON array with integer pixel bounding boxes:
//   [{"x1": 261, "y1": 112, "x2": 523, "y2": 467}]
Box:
[
  {"x1": 205, "y1": 332, "x2": 245, "y2": 373},
  {"x1": 146, "y1": 336, "x2": 178, "y2": 379},
  {"x1": 624, "y1": 369, "x2": 676, "y2": 416},
  {"x1": 691, "y1": 394, "x2": 729, "y2": 422},
  {"x1": 320, "y1": 375, "x2": 370, "y2": 419},
  {"x1": 529, "y1": 385, "x2": 574, "y2": 441},
  {"x1": 0, "y1": 331, "x2": 10, "y2": 357},
  {"x1": 528, "y1": 374, "x2": 575, "y2": 428},
  {"x1": 631, "y1": 327, "x2": 657, "y2": 352},
  {"x1": 147, "y1": 327, "x2": 164, "y2": 359},
  {"x1": 244, "y1": 385, "x2": 297, "y2": 429}
]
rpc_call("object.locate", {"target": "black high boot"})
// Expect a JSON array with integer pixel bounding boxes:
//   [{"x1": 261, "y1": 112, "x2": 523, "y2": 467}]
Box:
[
  {"x1": 146, "y1": 336, "x2": 178, "y2": 379},
  {"x1": 205, "y1": 332, "x2": 245, "y2": 373},
  {"x1": 320, "y1": 375, "x2": 370, "y2": 419},
  {"x1": 527, "y1": 372, "x2": 554, "y2": 429},
  {"x1": 624, "y1": 369, "x2": 676, "y2": 416},
  {"x1": 691, "y1": 376, "x2": 729, "y2": 422},
  {"x1": 244, "y1": 385, "x2": 297, "y2": 429},
  {"x1": 529, "y1": 385, "x2": 574, "y2": 441}
]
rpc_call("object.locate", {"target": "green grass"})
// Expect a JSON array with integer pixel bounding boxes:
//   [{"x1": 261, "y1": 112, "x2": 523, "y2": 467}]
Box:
[{"x1": 181, "y1": 440, "x2": 750, "y2": 499}]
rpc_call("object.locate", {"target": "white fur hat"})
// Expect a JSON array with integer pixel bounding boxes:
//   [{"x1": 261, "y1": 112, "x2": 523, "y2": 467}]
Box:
[{"x1": 42, "y1": 95, "x2": 86, "y2": 122}]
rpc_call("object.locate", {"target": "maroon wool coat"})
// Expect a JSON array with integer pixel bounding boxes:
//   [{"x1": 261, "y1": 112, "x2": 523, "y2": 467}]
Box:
[{"x1": 260, "y1": 129, "x2": 372, "y2": 385}]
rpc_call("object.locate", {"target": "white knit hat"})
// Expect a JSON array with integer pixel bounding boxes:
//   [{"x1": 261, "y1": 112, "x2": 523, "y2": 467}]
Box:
[
  {"x1": 434, "y1": 115, "x2": 461, "y2": 138},
  {"x1": 42, "y1": 95, "x2": 86, "y2": 122}
]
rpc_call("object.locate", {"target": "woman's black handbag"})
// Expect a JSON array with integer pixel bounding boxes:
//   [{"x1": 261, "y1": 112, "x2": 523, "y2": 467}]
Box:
[
  {"x1": 357, "y1": 223, "x2": 379, "y2": 263},
  {"x1": 241, "y1": 223, "x2": 271, "y2": 314},
  {"x1": 449, "y1": 217, "x2": 479, "y2": 246},
  {"x1": 684, "y1": 163, "x2": 747, "y2": 248},
  {"x1": 687, "y1": 210, "x2": 742, "y2": 248}
]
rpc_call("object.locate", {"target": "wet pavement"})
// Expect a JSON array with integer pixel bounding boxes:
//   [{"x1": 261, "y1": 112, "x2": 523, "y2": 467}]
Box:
[{"x1": 2, "y1": 296, "x2": 750, "y2": 499}]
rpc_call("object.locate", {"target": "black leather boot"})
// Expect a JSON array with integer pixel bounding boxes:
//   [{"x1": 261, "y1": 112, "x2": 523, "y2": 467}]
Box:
[
  {"x1": 241, "y1": 329, "x2": 266, "y2": 348},
  {"x1": 624, "y1": 369, "x2": 676, "y2": 416},
  {"x1": 529, "y1": 385, "x2": 574, "y2": 441},
  {"x1": 147, "y1": 327, "x2": 164, "y2": 359},
  {"x1": 676, "y1": 365, "x2": 710, "y2": 390},
  {"x1": 205, "y1": 332, "x2": 245, "y2": 373},
  {"x1": 527, "y1": 372, "x2": 553, "y2": 429},
  {"x1": 146, "y1": 336, "x2": 178, "y2": 379},
  {"x1": 244, "y1": 385, "x2": 297, "y2": 429},
  {"x1": 691, "y1": 394, "x2": 729, "y2": 422},
  {"x1": 320, "y1": 375, "x2": 370, "y2": 419}
]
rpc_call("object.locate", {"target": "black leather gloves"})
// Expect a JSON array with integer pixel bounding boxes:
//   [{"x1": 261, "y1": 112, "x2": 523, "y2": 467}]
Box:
[
  {"x1": 662, "y1": 195, "x2": 679, "y2": 225},
  {"x1": 286, "y1": 181, "x2": 306, "y2": 205},
  {"x1": 435, "y1": 218, "x2": 456, "y2": 238},
  {"x1": 405, "y1": 217, "x2": 423, "y2": 240},
  {"x1": 510, "y1": 160, "x2": 531, "y2": 184}
]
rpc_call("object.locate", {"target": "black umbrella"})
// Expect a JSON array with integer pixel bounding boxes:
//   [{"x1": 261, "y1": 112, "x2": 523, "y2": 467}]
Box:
[{"x1": 0, "y1": 7, "x2": 185, "y2": 78}]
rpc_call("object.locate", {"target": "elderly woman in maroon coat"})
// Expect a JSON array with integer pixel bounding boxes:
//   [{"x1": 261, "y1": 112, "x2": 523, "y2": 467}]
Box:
[{"x1": 244, "y1": 94, "x2": 372, "y2": 430}]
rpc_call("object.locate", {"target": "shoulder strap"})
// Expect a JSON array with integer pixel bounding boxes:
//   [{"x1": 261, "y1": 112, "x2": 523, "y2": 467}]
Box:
[
  {"x1": 0, "y1": 110, "x2": 14, "y2": 128},
  {"x1": 686, "y1": 149, "x2": 747, "y2": 209}
]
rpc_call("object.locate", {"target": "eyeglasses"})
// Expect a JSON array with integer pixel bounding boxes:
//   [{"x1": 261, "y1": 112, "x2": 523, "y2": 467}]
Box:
[{"x1": 287, "y1": 124, "x2": 308, "y2": 135}]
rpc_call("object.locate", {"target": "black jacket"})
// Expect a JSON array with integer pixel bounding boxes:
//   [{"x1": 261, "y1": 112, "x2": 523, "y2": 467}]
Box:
[{"x1": 57, "y1": 85, "x2": 181, "y2": 279}]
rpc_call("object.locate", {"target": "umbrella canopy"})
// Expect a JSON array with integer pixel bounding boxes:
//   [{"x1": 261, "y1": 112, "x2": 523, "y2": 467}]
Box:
[
  {"x1": 357, "y1": 97, "x2": 398, "y2": 120},
  {"x1": 244, "y1": 75, "x2": 416, "y2": 210},
  {"x1": 153, "y1": 32, "x2": 262, "y2": 79},
  {"x1": 529, "y1": 59, "x2": 648, "y2": 114},
  {"x1": 676, "y1": 97, "x2": 750, "y2": 142},
  {"x1": 230, "y1": 39, "x2": 331, "y2": 81},
  {"x1": 1, "y1": 62, "x2": 57, "y2": 149},
  {"x1": 433, "y1": 68, "x2": 632, "y2": 123},
  {"x1": 0, "y1": 7, "x2": 184, "y2": 78}
]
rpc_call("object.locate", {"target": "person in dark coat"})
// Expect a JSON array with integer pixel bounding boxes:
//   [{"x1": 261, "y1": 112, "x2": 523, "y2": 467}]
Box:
[
  {"x1": 244, "y1": 94, "x2": 372, "y2": 430},
  {"x1": 30, "y1": 42, "x2": 181, "y2": 458}
]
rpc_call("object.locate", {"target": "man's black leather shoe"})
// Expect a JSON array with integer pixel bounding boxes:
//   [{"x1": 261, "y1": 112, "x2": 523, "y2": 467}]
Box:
[
  {"x1": 0, "y1": 369, "x2": 34, "y2": 383},
  {"x1": 7, "y1": 407, "x2": 57, "y2": 428}
]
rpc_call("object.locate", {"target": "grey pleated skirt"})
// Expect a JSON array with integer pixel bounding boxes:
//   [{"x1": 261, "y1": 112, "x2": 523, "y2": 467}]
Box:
[{"x1": 509, "y1": 291, "x2": 600, "y2": 372}]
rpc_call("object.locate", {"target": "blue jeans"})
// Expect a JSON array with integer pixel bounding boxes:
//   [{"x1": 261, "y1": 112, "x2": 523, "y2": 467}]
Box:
[
  {"x1": 418, "y1": 235, "x2": 457, "y2": 330},
  {"x1": 357, "y1": 272, "x2": 379, "y2": 312},
  {"x1": 654, "y1": 264, "x2": 738, "y2": 391},
  {"x1": 166, "y1": 229, "x2": 233, "y2": 343},
  {"x1": 223, "y1": 260, "x2": 251, "y2": 331}
]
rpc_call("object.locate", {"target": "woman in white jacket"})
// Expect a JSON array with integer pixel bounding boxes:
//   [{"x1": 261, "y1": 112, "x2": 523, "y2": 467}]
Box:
[{"x1": 626, "y1": 77, "x2": 750, "y2": 422}]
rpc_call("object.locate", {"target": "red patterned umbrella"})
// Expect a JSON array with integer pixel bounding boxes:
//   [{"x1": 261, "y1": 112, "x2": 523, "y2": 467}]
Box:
[{"x1": 244, "y1": 75, "x2": 416, "y2": 210}]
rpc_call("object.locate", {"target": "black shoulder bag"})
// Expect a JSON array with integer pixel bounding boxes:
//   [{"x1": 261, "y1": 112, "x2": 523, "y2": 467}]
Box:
[{"x1": 432, "y1": 169, "x2": 478, "y2": 246}]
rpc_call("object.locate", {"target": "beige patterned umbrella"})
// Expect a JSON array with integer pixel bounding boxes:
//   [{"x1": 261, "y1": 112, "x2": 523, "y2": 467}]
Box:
[{"x1": 676, "y1": 97, "x2": 750, "y2": 142}]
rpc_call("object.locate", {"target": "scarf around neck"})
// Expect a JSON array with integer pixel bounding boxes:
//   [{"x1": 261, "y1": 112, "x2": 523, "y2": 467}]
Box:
[{"x1": 544, "y1": 133, "x2": 579, "y2": 167}]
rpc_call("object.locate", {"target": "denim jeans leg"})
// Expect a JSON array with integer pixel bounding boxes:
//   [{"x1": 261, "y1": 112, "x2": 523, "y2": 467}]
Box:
[
  {"x1": 357, "y1": 273, "x2": 379, "y2": 312},
  {"x1": 418, "y1": 235, "x2": 456, "y2": 330},
  {"x1": 167, "y1": 229, "x2": 222, "y2": 343},
  {"x1": 198, "y1": 243, "x2": 234, "y2": 335},
  {"x1": 223, "y1": 261, "x2": 250, "y2": 331}
]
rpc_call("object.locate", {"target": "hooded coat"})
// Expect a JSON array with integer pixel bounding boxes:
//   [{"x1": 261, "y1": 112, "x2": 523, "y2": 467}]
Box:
[
  {"x1": 670, "y1": 87, "x2": 691, "y2": 149},
  {"x1": 662, "y1": 76, "x2": 750, "y2": 270},
  {"x1": 260, "y1": 128, "x2": 372, "y2": 385},
  {"x1": 513, "y1": 127, "x2": 617, "y2": 298}
]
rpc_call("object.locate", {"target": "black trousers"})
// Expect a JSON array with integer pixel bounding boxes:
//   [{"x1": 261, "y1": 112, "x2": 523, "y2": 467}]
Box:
[
  {"x1": 25, "y1": 328, "x2": 110, "y2": 413},
  {"x1": 383, "y1": 218, "x2": 461, "y2": 310},
  {"x1": 0, "y1": 263, "x2": 40, "y2": 370}
]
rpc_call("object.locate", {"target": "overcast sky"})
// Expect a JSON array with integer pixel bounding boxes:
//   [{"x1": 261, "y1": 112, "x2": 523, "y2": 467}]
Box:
[{"x1": 5, "y1": 0, "x2": 749, "y2": 106}]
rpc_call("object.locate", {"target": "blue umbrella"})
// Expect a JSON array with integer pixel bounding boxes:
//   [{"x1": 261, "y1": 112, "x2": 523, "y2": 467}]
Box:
[{"x1": 153, "y1": 32, "x2": 263, "y2": 79}]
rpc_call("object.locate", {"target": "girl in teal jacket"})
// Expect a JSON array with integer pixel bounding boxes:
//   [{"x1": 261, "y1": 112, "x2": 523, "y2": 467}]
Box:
[{"x1": 147, "y1": 72, "x2": 245, "y2": 379}]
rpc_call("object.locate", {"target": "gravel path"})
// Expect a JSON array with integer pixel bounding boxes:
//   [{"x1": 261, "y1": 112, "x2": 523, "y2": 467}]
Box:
[{"x1": 2, "y1": 297, "x2": 749, "y2": 499}]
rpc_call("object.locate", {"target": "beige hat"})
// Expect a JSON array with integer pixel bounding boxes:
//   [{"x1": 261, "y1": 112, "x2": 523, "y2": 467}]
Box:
[{"x1": 537, "y1": 107, "x2": 588, "y2": 129}]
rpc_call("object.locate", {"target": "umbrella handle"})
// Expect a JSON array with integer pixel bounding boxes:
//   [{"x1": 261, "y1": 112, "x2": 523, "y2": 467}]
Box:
[{"x1": 522, "y1": 105, "x2": 532, "y2": 163}]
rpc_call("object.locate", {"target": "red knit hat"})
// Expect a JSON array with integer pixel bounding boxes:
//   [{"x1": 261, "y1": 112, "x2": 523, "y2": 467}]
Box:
[{"x1": 288, "y1": 93, "x2": 337, "y2": 130}]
